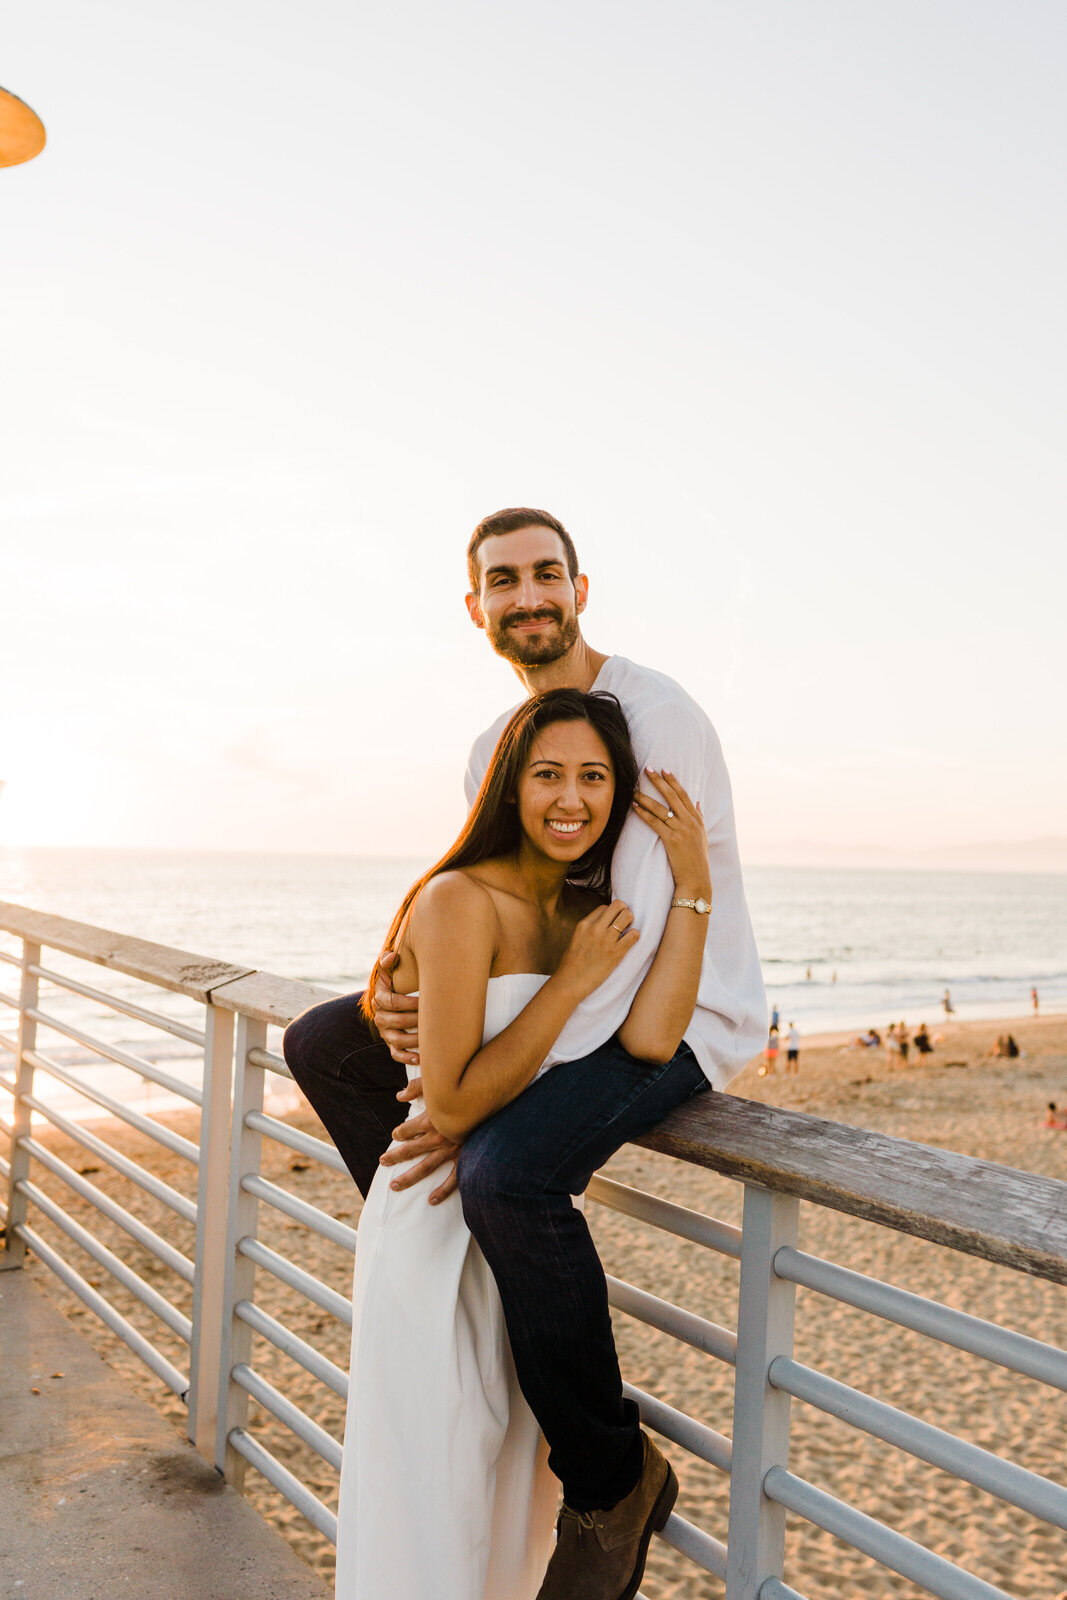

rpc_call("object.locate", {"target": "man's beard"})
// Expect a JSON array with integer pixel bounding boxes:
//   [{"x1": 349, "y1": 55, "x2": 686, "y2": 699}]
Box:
[{"x1": 486, "y1": 607, "x2": 580, "y2": 668}]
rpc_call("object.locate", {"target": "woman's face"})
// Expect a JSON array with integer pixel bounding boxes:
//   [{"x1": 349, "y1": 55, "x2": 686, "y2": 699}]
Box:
[{"x1": 516, "y1": 719, "x2": 616, "y2": 864}]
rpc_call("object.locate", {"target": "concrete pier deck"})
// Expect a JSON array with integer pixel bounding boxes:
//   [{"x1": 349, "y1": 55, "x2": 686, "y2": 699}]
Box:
[{"x1": 0, "y1": 1270, "x2": 329, "y2": 1600}]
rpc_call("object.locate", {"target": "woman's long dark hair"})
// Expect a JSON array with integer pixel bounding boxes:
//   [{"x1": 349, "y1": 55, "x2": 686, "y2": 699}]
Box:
[{"x1": 362, "y1": 689, "x2": 636, "y2": 1026}]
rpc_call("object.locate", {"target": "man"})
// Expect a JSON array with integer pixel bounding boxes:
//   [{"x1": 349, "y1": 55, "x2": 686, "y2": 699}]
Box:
[{"x1": 284, "y1": 507, "x2": 765, "y2": 1600}]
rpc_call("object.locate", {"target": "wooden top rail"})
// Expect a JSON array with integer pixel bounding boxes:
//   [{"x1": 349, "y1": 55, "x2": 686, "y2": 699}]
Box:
[
  {"x1": 0, "y1": 901, "x2": 255, "y2": 1004},
  {"x1": 640, "y1": 1096, "x2": 1067, "y2": 1287},
  {"x1": 4, "y1": 902, "x2": 1066, "y2": 1285}
]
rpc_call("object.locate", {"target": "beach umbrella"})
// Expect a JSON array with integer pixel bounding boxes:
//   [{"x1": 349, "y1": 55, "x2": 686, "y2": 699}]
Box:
[{"x1": 0, "y1": 86, "x2": 46, "y2": 167}]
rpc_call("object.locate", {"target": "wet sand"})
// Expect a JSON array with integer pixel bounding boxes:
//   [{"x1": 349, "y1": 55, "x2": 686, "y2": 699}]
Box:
[{"x1": 15, "y1": 1013, "x2": 1067, "y2": 1599}]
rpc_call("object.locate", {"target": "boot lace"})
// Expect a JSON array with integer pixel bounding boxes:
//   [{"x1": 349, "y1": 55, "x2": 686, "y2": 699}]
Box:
[{"x1": 559, "y1": 1505, "x2": 599, "y2": 1547}]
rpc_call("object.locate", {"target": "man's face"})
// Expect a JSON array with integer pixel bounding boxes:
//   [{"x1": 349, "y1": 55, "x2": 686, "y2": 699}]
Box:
[{"x1": 466, "y1": 526, "x2": 588, "y2": 668}]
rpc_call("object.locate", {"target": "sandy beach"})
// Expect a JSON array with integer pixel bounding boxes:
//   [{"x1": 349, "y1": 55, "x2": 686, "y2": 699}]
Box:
[{"x1": 14, "y1": 1012, "x2": 1067, "y2": 1599}]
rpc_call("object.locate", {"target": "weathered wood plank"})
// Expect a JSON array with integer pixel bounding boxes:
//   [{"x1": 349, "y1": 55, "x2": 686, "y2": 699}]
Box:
[
  {"x1": 209, "y1": 971, "x2": 338, "y2": 1027},
  {"x1": 637, "y1": 1094, "x2": 1067, "y2": 1286},
  {"x1": 0, "y1": 902, "x2": 253, "y2": 1003}
]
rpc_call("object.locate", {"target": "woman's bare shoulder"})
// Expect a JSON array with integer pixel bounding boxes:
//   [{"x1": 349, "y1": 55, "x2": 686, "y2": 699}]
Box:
[{"x1": 410, "y1": 870, "x2": 498, "y2": 932}]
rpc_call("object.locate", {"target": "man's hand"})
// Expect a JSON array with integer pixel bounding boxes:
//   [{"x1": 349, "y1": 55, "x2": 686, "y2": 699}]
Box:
[
  {"x1": 372, "y1": 950, "x2": 421, "y2": 1065},
  {"x1": 379, "y1": 1077, "x2": 461, "y2": 1204}
]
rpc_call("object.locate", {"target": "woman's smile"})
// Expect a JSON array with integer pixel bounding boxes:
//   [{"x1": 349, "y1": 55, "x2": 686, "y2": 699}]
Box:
[{"x1": 516, "y1": 721, "x2": 616, "y2": 861}]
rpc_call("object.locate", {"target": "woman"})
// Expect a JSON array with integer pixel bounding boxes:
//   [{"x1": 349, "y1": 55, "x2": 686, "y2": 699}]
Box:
[{"x1": 334, "y1": 687, "x2": 712, "y2": 1600}]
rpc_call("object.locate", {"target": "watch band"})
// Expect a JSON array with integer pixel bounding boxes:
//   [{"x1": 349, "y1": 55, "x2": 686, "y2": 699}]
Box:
[{"x1": 671, "y1": 896, "x2": 711, "y2": 915}]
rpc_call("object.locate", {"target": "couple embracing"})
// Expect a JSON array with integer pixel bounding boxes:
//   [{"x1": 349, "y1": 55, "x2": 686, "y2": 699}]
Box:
[{"x1": 283, "y1": 507, "x2": 765, "y2": 1600}]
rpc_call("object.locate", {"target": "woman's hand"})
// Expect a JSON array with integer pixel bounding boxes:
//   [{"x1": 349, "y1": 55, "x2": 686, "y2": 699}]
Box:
[
  {"x1": 633, "y1": 768, "x2": 712, "y2": 903},
  {"x1": 556, "y1": 899, "x2": 640, "y2": 1000}
]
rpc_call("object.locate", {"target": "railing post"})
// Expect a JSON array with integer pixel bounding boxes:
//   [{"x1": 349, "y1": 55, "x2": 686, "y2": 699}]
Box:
[
  {"x1": 214, "y1": 1012, "x2": 266, "y2": 1489},
  {"x1": 187, "y1": 1001, "x2": 235, "y2": 1452},
  {"x1": 1, "y1": 941, "x2": 40, "y2": 1272},
  {"x1": 725, "y1": 1184, "x2": 800, "y2": 1600}
]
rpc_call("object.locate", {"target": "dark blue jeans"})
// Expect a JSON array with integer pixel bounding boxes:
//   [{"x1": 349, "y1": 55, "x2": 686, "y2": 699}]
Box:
[{"x1": 282, "y1": 997, "x2": 707, "y2": 1509}]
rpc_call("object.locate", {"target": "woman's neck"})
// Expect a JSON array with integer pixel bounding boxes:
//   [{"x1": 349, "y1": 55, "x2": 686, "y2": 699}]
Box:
[{"x1": 506, "y1": 843, "x2": 572, "y2": 917}]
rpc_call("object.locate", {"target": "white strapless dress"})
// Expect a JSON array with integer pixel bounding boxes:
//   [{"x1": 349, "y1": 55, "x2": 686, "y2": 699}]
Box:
[{"x1": 334, "y1": 973, "x2": 558, "y2": 1600}]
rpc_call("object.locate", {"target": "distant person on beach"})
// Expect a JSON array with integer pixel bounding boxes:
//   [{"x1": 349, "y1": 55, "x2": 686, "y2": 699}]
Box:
[
  {"x1": 897, "y1": 1021, "x2": 910, "y2": 1063},
  {"x1": 993, "y1": 1033, "x2": 1020, "y2": 1059},
  {"x1": 786, "y1": 1022, "x2": 800, "y2": 1073},
  {"x1": 914, "y1": 1023, "x2": 933, "y2": 1056},
  {"x1": 1032, "y1": 986, "x2": 1039, "y2": 1014},
  {"x1": 1043, "y1": 1102, "x2": 1066, "y2": 1130},
  {"x1": 943, "y1": 987, "x2": 954, "y2": 1016},
  {"x1": 853, "y1": 1027, "x2": 881, "y2": 1048},
  {"x1": 770, "y1": 1004, "x2": 780, "y2": 1033},
  {"x1": 761, "y1": 1031, "x2": 779, "y2": 1075},
  {"x1": 283, "y1": 508, "x2": 765, "y2": 1600}
]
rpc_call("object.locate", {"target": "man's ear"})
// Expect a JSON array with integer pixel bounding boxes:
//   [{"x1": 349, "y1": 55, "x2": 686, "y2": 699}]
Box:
[
  {"x1": 575, "y1": 574, "x2": 589, "y2": 615},
  {"x1": 465, "y1": 591, "x2": 486, "y2": 630}
]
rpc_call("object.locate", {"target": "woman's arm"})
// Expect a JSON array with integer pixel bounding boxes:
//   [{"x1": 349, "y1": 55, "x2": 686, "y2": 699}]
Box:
[
  {"x1": 411, "y1": 874, "x2": 639, "y2": 1142},
  {"x1": 617, "y1": 768, "x2": 713, "y2": 1065}
]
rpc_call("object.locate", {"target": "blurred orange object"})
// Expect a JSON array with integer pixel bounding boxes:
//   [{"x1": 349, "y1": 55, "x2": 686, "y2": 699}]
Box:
[{"x1": 0, "y1": 86, "x2": 46, "y2": 168}]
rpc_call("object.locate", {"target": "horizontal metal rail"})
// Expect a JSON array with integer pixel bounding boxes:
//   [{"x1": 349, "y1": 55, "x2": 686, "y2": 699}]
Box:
[
  {"x1": 771, "y1": 1356, "x2": 1067, "y2": 1529},
  {"x1": 241, "y1": 1173, "x2": 357, "y2": 1253},
  {"x1": 231, "y1": 1362, "x2": 343, "y2": 1471},
  {"x1": 28, "y1": 963, "x2": 205, "y2": 1045},
  {"x1": 624, "y1": 1380, "x2": 732, "y2": 1472},
  {"x1": 247, "y1": 1045, "x2": 292, "y2": 1079},
  {"x1": 26, "y1": 1005, "x2": 203, "y2": 1106},
  {"x1": 587, "y1": 1172, "x2": 742, "y2": 1258},
  {"x1": 24, "y1": 1046, "x2": 200, "y2": 1164},
  {"x1": 0, "y1": 947, "x2": 20, "y2": 967},
  {"x1": 0, "y1": 987, "x2": 19, "y2": 1010},
  {"x1": 17, "y1": 1178, "x2": 192, "y2": 1343},
  {"x1": 234, "y1": 1299, "x2": 349, "y2": 1400},
  {"x1": 759, "y1": 1581, "x2": 810, "y2": 1600},
  {"x1": 237, "y1": 1235, "x2": 352, "y2": 1326},
  {"x1": 227, "y1": 1428, "x2": 338, "y2": 1542},
  {"x1": 606, "y1": 1274, "x2": 738, "y2": 1365},
  {"x1": 18, "y1": 1092, "x2": 197, "y2": 1222},
  {"x1": 0, "y1": 1032, "x2": 17, "y2": 1055},
  {"x1": 659, "y1": 1511, "x2": 728, "y2": 1580},
  {"x1": 774, "y1": 1245, "x2": 1067, "y2": 1392},
  {"x1": 763, "y1": 1467, "x2": 1013, "y2": 1600},
  {"x1": 19, "y1": 1135, "x2": 194, "y2": 1283},
  {"x1": 15, "y1": 1221, "x2": 188, "y2": 1396},
  {"x1": 242, "y1": 1109, "x2": 347, "y2": 1174}
]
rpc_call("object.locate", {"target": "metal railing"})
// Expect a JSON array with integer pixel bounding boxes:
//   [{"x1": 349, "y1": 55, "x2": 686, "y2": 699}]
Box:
[{"x1": 2, "y1": 899, "x2": 1065, "y2": 1600}]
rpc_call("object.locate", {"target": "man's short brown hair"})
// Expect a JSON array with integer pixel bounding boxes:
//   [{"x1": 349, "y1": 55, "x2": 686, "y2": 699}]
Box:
[{"x1": 467, "y1": 508, "x2": 580, "y2": 590}]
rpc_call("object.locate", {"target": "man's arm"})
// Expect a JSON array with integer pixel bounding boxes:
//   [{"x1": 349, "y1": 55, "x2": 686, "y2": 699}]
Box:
[{"x1": 542, "y1": 697, "x2": 766, "y2": 1086}]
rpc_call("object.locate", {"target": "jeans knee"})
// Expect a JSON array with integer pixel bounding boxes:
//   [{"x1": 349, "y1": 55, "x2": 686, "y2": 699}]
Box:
[{"x1": 281, "y1": 1011, "x2": 313, "y2": 1077}]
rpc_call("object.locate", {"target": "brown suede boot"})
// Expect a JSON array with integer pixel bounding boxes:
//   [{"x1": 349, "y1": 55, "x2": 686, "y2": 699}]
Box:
[{"x1": 535, "y1": 1432, "x2": 678, "y2": 1600}]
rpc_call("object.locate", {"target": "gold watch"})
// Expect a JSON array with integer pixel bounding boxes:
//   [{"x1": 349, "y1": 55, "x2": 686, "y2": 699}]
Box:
[{"x1": 671, "y1": 896, "x2": 711, "y2": 915}]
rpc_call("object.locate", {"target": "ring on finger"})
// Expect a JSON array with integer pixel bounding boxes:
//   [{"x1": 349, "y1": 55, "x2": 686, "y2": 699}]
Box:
[{"x1": 665, "y1": 808, "x2": 675, "y2": 819}]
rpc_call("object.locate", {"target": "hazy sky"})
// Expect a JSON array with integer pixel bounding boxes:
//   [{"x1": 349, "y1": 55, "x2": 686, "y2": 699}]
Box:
[{"x1": 2, "y1": 1, "x2": 1065, "y2": 861}]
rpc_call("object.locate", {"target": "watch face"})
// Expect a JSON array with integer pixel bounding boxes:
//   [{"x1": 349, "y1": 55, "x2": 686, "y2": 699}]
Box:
[{"x1": 695, "y1": 898, "x2": 709, "y2": 914}]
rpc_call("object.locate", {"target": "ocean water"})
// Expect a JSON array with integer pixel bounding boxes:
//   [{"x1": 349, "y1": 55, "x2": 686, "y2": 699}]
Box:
[{"x1": 1, "y1": 848, "x2": 1064, "y2": 1035}]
